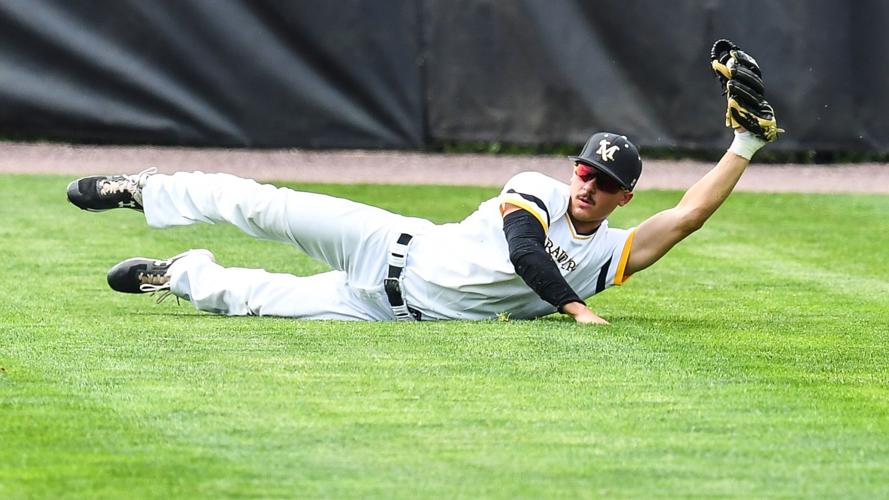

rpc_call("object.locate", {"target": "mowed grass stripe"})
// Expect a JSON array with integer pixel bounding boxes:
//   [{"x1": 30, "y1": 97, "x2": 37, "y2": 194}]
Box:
[
  {"x1": 4, "y1": 320, "x2": 683, "y2": 497},
  {"x1": 598, "y1": 191, "x2": 889, "y2": 494},
  {"x1": 1, "y1": 174, "x2": 888, "y2": 497}
]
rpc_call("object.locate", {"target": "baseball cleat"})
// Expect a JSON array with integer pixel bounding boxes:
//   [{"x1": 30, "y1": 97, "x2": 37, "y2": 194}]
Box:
[
  {"x1": 66, "y1": 167, "x2": 157, "y2": 211},
  {"x1": 106, "y1": 249, "x2": 215, "y2": 300}
]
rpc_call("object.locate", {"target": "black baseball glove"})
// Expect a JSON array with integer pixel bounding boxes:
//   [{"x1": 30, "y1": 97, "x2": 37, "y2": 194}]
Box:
[{"x1": 710, "y1": 39, "x2": 784, "y2": 142}]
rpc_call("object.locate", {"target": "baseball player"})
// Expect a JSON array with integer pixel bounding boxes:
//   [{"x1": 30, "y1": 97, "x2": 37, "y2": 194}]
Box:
[{"x1": 65, "y1": 40, "x2": 781, "y2": 324}]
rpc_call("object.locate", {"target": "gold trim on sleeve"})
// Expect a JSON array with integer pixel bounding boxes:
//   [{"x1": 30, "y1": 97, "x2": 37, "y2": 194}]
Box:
[
  {"x1": 499, "y1": 199, "x2": 548, "y2": 232},
  {"x1": 614, "y1": 228, "x2": 637, "y2": 285}
]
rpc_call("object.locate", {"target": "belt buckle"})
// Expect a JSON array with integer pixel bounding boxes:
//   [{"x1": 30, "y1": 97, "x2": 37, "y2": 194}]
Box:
[{"x1": 384, "y1": 277, "x2": 401, "y2": 295}]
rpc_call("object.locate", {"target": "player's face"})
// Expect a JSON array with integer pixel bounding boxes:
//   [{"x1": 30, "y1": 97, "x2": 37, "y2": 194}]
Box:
[{"x1": 569, "y1": 163, "x2": 633, "y2": 232}]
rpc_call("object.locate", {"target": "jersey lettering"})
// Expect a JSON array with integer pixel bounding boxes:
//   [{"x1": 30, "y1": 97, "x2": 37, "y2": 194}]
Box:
[{"x1": 544, "y1": 238, "x2": 578, "y2": 272}]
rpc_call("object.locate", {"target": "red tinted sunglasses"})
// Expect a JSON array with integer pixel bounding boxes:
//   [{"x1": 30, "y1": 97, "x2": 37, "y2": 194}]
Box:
[{"x1": 574, "y1": 164, "x2": 626, "y2": 193}]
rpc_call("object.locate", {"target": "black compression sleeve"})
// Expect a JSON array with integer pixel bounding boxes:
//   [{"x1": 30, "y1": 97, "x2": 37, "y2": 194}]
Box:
[{"x1": 502, "y1": 210, "x2": 583, "y2": 310}]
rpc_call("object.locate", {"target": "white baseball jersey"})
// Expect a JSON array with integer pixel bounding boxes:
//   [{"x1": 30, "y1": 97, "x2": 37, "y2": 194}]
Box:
[
  {"x1": 403, "y1": 171, "x2": 636, "y2": 320},
  {"x1": 145, "y1": 171, "x2": 633, "y2": 321}
]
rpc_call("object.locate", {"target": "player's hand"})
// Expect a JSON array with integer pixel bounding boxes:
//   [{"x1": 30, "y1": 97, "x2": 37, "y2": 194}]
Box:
[
  {"x1": 710, "y1": 39, "x2": 784, "y2": 142},
  {"x1": 561, "y1": 301, "x2": 609, "y2": 325}
]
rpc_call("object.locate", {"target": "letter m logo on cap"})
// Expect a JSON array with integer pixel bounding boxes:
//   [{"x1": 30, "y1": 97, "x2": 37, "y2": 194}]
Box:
[{"x1": 596, "y1": 139, "x2": 619, "y2": 162}]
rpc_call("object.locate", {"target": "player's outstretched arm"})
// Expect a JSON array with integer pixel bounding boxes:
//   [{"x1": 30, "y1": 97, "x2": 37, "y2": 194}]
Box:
[
  {"x1": 625, "y1": 145, "x2": 752, "y2": 276},
  {"x1": 624, "y1": 39, "x2": 783, "y2": 277}
]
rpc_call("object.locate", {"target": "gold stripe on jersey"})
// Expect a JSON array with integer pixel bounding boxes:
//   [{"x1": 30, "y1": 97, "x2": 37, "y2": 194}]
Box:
[
  {"x1": 565, "y1": 214, "x2": 594, "y2": 240},
  {"x1": 614, "y1": 227, "x2": 637, "y2": 285},
  {"x1": 499, "y1": 200, "x2": 549, "y2": 232}
]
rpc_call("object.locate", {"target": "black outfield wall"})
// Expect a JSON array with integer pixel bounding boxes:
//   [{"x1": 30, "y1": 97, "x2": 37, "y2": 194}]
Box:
[{"x1": 0, "y1": 0, "x2": 885, "y2": 152}]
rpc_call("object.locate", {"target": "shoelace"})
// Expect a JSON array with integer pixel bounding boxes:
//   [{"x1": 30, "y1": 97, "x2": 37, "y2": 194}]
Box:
[
  {"x1": 98, "y1": 177, "x2": 137, "y2": 197},
  {"x1": 138, "y1": 271, "x2": 179, "y2": 305},
  {"x1": 97, "y1": 167, "x2": 157, "y2": 197},
  {"x1": 136, "y1": 167, "x2": 158, "y2": 185}
]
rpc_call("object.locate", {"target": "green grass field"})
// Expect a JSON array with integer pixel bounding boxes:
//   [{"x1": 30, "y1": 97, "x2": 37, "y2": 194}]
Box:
[{"x1": 2, "y1": 173, "x2": 888, "y2": 498}]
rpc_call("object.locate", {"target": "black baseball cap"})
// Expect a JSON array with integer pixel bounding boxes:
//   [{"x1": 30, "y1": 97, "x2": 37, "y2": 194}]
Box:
[{"x1": 569, "y1": 132, "x2": 642, "y2": 191}]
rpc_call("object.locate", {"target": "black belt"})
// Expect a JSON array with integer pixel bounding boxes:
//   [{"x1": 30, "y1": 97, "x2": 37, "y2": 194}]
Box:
[{"x1": 384, "y1": 233, "x2": 421, "y2": 321}]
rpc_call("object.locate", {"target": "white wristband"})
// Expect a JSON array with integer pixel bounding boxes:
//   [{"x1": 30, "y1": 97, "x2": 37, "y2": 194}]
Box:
[{"x1": 727, "y1": 130, "x2": 767, "y2": 160}]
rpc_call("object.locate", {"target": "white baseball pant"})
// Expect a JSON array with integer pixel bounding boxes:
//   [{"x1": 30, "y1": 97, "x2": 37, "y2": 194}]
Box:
[{"x1": 141, "y1": 172, "x2": 434, "y2": 320}]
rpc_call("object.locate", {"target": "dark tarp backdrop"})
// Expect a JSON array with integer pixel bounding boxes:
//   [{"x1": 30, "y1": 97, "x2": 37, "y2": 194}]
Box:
[
  {"x1": 0, "y1": 0, "x2": 425, "y2": 148},
  {"x1": 0, "y1": 0, "x2": 886, "y2": 152}
]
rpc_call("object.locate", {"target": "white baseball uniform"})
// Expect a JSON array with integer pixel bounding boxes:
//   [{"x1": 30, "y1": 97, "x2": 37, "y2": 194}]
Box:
[{"x1": 142, "y1": 171, "x2": 635, "y2": 320}]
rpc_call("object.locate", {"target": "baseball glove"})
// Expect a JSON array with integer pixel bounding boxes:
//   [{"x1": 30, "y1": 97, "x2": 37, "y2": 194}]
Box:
[{"x1": 710, "y1": 39, "x2": 784, "y2": 142}]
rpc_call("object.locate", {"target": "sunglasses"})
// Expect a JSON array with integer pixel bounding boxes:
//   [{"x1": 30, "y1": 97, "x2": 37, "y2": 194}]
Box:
[{"x1": 574, "y1": 164, "x2": 627, "y2": 194}]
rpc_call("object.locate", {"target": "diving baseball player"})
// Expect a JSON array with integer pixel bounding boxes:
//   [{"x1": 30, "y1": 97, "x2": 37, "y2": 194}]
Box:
[{"x1": 65, "y1": 40, "x2": 782, "y2": 324}]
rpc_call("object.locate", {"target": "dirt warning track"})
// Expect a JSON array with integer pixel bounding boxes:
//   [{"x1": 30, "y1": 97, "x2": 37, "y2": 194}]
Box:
[{"x1": 1, "y1": 142, "x2": 887, "y2": 194}]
